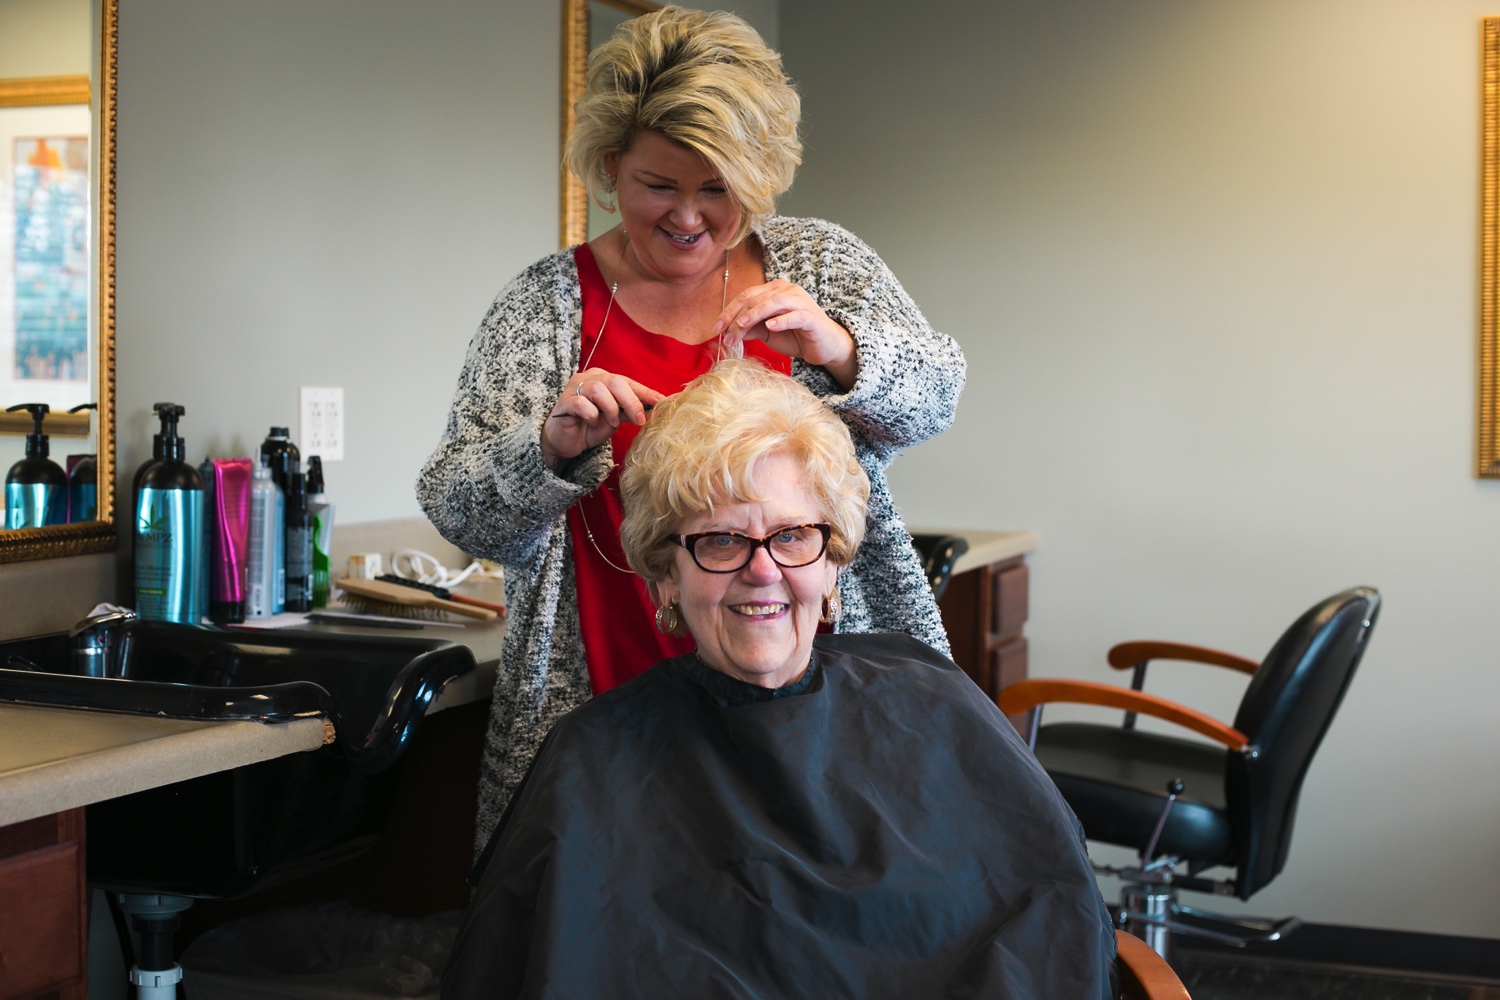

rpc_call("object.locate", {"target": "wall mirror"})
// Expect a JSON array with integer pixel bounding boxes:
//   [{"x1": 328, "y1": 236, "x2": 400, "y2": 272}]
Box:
[
  {"x1": 561, "y1": 0, "x2": 660, "y2": 249},
  {"x1": 0, "y1": 0, "x2": 116, "y2": 561},
  {"x1": 1482, "y1": 17, "x2": 1500, "y2": 478}
]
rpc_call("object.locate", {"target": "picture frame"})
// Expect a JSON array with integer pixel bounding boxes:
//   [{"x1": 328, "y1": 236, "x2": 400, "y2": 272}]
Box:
[{"x1": 0, "y1": 88, "x2": 92, "y2": 406}]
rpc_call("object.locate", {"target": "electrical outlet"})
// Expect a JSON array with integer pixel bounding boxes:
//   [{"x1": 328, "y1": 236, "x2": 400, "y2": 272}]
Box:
[{"x1": 299, "y1": 386, "x2": 344, "y2": 461}]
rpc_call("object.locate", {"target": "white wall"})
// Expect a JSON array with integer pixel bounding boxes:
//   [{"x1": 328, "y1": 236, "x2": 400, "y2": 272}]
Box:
[{"x1": 779, "y1": 0, "x2": 1500, "y2": 938}]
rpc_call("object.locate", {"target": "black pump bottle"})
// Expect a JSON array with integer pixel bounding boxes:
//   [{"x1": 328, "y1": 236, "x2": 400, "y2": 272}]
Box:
[{"x1": 4, "y1": 403, "x2": 68, "y2": 529}]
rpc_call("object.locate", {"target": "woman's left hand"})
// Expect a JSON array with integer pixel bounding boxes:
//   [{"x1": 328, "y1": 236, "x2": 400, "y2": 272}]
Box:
[{"x1": 714, "y1": 280, "x2": 859, "y2": 390}]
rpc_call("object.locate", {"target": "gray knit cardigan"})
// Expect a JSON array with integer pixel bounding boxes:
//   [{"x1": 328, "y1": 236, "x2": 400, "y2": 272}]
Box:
[{"x1": 416, "y1": 216, "x2": 967, "y2": 849}]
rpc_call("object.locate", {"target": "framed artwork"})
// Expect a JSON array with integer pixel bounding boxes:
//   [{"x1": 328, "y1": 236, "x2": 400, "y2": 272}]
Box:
[{"x1": 0, "y1": 78, "x2": 91, "y2": 419}]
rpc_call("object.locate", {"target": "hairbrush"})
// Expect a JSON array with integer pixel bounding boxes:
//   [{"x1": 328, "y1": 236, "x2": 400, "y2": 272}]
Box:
[
  {"x1": 375, "y1": 574, "x2": 507, "y2": 616},
  {"x1": 335, "y1": 578, "x2": 498, "y2": 621}
]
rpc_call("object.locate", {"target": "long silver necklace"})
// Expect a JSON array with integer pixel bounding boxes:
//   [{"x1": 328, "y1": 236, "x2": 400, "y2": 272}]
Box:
[{"x1": 577, "y1": 230, "x2": 730, "y2": 574}]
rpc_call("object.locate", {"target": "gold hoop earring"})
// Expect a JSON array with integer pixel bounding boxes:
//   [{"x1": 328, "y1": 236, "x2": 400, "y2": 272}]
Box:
[
  {"x1": 655, "y1": 603, "x2": 681, "y2": 635},
  {"x1": 820, "y1": 588, "x2": 841, "y2": 625}
]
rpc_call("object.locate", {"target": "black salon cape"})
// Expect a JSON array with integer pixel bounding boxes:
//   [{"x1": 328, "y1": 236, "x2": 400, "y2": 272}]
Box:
[{"x1": 442, "y1": 633, "x2": 1115, "y2": 999}]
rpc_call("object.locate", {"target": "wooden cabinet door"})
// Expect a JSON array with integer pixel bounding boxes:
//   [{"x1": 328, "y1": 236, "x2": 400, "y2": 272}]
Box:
[
  {"x1": 0, "y1": 810, "x2": 86, "y2": 1000},
  {"x1": 937, "y1": 555, "x2": 1029, "y2": 702}
]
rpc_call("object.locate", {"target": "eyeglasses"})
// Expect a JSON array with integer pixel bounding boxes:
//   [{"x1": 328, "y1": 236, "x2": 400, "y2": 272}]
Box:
[{"x1": 672, "y1": 523, "x2": 832, "y2": 573}]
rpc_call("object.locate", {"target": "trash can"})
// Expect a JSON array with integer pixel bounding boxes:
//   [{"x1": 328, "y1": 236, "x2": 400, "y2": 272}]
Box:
[{"x1": 179, "y1": 903, "x2": 461, "y2": 1000}]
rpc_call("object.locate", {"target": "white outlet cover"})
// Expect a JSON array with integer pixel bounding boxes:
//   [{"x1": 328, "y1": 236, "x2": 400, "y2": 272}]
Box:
[{"x1": 300, "y1": 386, "x2": 344, "y2": 462}]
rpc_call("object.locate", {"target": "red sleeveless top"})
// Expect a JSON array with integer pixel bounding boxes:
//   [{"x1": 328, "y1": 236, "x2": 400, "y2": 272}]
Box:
[{"x1": 568, "y1": 244, "x2": 792, "y2": 695}]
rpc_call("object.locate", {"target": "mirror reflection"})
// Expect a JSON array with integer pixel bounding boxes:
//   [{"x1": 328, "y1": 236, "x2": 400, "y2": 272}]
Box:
[
  {"x1": 561, "y1": 0, "x2": 661, "y2": 248},
  {"x1": 0, "y1": 0, "x2": 117, "y2": 557}
]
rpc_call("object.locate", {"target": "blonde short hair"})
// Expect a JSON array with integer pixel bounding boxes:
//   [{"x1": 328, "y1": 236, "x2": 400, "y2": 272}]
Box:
[
  {"x1": 565, "y1": 5, "x2": 802, "y2": 246},
  {"x1": 620, "y1": 360, "x2": 868, "y2": 583}
]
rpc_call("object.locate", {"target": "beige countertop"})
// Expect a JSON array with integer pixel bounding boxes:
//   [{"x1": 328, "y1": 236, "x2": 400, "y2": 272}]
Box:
[
  {"x1": 911, "y1": 529, "x2": 1035, "y2": 575},
  {"x1": 0, "y1": 706, "x2": 328, "y2": 827}
]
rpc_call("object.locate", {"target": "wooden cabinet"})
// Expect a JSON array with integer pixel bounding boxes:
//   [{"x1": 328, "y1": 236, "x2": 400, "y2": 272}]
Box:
[
  {"x1": 0, "y1": 809, "x2": 86, "y2": 1000},
  {"x1": 936, "y1": 554, "x2": 1030, "y2": 702}
]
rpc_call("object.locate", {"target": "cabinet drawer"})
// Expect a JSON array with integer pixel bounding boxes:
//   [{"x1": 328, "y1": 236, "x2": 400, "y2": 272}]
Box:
[
  {"x1": 989, "y1": 562, "x2": 1029, "y2": 640},
  {"x1": 0, "y1": 842, "x2": 84, "y2": 1000}
]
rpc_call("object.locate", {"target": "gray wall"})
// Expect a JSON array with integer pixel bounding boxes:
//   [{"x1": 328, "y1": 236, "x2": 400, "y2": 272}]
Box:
[
  {"x1": 115, "y1": 0, "x2": 775, "y2": 523},
  {"x1": 0, "y1": 0, "x2": 89, "y2": 76},
  {"x1": 780, "y1": 0, "x2": 1500, "y2": 938}
]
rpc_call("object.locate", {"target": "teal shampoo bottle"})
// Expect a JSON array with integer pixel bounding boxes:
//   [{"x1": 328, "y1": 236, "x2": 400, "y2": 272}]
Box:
[
  {"x1": 4, "y1": 404, "x2": 68, "y2": 529},
  {"x1": 134, "y1": 404, "x2": 204, "y2": 623}
]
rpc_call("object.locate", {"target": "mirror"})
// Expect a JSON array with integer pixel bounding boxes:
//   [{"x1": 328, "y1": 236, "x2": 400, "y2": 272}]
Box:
[
  {"x1": 561, "y1": 0, "x2": 661, "y2": 249},
  {"x1": 0, "y1": 0, "x2": 116, "y2": 561}
]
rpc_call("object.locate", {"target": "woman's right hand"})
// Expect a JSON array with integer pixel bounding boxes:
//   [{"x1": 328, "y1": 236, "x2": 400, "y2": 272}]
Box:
[{"x1": 541, "y1": 368, "x2": 665, "y2": 471}]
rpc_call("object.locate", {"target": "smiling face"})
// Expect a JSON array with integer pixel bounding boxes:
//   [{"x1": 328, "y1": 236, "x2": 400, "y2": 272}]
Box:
[
  {"x1": 606, "y1": 130, "x2": 745, "y2": 286},
  {"x1": 654, "y1": 452, "x2": 838, "y2": 689}
]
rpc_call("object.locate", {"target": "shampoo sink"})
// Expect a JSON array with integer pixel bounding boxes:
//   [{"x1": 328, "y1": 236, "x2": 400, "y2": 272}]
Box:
[{"x1": 0, "y1": 618, "x2": 476, "y2": 898}]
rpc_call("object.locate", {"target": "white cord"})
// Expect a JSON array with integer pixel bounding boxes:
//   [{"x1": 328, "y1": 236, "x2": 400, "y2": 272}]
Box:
[{"x1": 390, "y1": 549, "x2": 502, "y2": 588}]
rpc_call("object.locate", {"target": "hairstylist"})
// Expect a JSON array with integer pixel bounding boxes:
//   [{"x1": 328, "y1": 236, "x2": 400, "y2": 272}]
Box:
[{"x1": 416, "y1": 5, "x2": 966, "y2": 849}]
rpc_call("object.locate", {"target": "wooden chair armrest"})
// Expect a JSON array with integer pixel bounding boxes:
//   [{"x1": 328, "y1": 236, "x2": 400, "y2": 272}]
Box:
[
  {"x1": 1115, "y1": 930, "x2": 1192, "y2": 1000},
  {"x1": 1108, "y1": 640, "x2": 1259, "y2": 676},
  {"x1": 995, "y1": 678, "x2": 1250, "y2": 751}
]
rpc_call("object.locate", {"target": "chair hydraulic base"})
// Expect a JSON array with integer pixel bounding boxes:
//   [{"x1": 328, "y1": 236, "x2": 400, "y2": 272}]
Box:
[{"x1": 1116, "y1": 881, "x2": 1302, "y2": 961}]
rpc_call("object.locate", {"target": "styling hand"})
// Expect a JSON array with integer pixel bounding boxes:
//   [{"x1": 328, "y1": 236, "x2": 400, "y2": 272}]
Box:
[
  {"x1": 542, "y1": 369, "x2": 664, "y2": 471},
  {"x1": 713, "y1": 280, "x2": 859, "y2": 389}
]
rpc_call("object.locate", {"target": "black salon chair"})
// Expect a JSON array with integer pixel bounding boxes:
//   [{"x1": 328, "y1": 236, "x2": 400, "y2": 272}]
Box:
[
  {"x1": 910, "y1": 533, "x2": 969, "y2": 600},
  {"x1": 996, "y1": 587, "x2": 1379, "y2": 959}
]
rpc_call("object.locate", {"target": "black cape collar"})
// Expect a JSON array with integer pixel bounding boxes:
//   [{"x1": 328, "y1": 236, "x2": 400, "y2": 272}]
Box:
[{"x1": 672, "y1": 649, "x2": 821, "y2": 707}]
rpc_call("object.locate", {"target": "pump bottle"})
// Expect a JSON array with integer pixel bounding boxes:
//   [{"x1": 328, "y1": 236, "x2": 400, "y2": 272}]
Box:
[
  {"x1": 134, "y1": 404, "x2": 204, "y2": 623},
  {"x1": 66, "y1": 403, "x2": 98, "y2": 523},
  {"x1": 4, "y1": 404, "x2": 68, "y2": 529},
  {"x1": 130, "y1": 401, "x2": 176, "y2": 547}
]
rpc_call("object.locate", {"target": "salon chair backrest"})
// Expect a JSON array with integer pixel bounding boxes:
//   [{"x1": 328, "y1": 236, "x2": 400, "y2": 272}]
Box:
[
  {"x1": 1225, "y1": 587, "x2": 1380, "y2": 899},
  {"x1": 910, "y1": 533, "x2": 969, "y2": 601}
]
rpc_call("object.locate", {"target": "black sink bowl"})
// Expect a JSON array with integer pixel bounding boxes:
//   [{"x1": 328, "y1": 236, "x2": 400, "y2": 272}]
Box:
[
  {"x1": 0, "y1": 620, "x2": 477, "y2": 898},
  {"x1": 0, "y1": 620, "x2": 475, "y2": 772}
]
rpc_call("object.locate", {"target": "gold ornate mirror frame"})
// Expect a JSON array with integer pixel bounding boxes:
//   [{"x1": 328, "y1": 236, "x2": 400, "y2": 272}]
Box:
[
  {"x1": 1480, "y1": 18, "x2": 1500, "y2": 477},
  {"x1": 0, "y1": 0, "x2": 118, "y2": 561},
  {"x1": 560, "y1": 0, "x2": 660, "y2": 248}
]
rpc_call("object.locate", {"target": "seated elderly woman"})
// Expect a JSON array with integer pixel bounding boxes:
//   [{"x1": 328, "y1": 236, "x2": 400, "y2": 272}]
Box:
[{"x1": 442, "y1": 361, "x2": 1116, "y2": 998}]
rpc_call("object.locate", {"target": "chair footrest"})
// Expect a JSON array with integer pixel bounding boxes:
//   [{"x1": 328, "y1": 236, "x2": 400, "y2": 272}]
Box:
[{"x1": 1123, "y1": 905, "x2": 1302, "y2": 948}]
